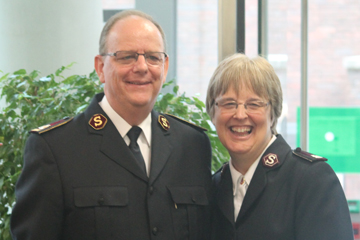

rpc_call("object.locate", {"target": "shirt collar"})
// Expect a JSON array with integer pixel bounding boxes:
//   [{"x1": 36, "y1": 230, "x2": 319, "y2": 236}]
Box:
[
  {"x1": 98, "y1": 95, "x2": 152, "y2": 147},
  {"x1": 230, "y1": 135, "x2": 277, "y2": 195}
]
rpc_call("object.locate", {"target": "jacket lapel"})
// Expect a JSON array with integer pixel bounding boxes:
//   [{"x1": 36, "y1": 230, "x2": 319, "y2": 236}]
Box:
[
  {"x1": 99, "y1": 124, "x2": 148, "y2": 182},
  {"x1": 149, "y1": 111, "x2": 173, "y2": 184},
  {"x1": 216, "y1": 165, "x2": 236, "y2": 226},
  {"x1": 236, "y1": 164, "x2": 267, "y2": 221},
  {"x1": 84, "y1": 93, "x2": 148, "y2": 182},
  {"x1": 236, "y1": 135, "x2": 289, "y2": 223}
]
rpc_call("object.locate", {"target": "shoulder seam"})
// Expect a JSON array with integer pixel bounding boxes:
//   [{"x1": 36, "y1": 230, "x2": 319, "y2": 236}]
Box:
[
  {"x1": 292, "y1": 148, "x2": 327, "y2": 162},
  {"x1": 164, "y1": 113, "x2": 208, "y2": 131},
  {"x1": 30, "y1": 117, "x2": 73, "y2": 134}
]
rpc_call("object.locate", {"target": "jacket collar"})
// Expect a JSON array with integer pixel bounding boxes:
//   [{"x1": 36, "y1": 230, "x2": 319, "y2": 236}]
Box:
[
  {"x1": 215, "y1": 135, "x2": 291, "y2": 225},
  {"x1": 84, "y1": 93, "x2": 173, "y2": 184}
]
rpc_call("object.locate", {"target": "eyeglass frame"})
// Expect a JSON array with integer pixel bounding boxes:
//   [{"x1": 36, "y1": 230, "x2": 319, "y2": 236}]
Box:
[
  {"x1": 101, "y1": 51, "x2": 168, "y2": 66},
  {"x1": 215, "y1": 99, "x2": 270, "y2": 114}
]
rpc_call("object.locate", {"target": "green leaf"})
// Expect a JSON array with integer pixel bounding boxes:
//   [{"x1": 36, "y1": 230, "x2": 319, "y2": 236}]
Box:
[
  {"x1": 55, "y1": 66, "x2": 66, "y2": 77},
  {"x1": 162, "y1": 80, "x2": 174, "y2": 88},
  {"x1": 0, "y1": 72, "x2": 9, "y2": 81},
  {"x1": 173, "y1": 85, "x2": 179, "y2": 94},
  {"x1": 13, "y1": 69, "x2": 26, "y2": 75},
  {"x1": 29, "y1": 70, "x2": 40, "y2": 79}
]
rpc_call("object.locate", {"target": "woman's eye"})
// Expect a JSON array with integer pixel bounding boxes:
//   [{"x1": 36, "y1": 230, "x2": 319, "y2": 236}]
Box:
[
  {"x1": 247, "y1": 103, "x2": 261, "y2": 108},
  {"x1": 223, "y1": 102, "x2": 237, "y2": 108}
]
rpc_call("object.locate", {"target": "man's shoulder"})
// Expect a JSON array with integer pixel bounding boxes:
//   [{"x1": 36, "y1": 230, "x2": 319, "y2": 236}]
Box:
[
  {"x1": 29, "y1": 117, "x2": 74, "y2": 135},
  {"x1": 29, "y1": 94, "x2": 101, "y2": 135},
  {"x1": 29, "y1": 110, "x2": 89, "y2": 137},
  {"x1": 212, "y1": 162, "x2": 229, "y2": 182},
  {"x1": 163, "y1": 113, "x2": 208, "y2": 132}
]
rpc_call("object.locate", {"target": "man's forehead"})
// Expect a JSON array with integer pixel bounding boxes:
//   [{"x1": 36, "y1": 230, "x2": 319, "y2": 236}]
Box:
[
  {"x1": 110, "y1": 16, "x2": 162, "y2": 40},
  {"x1": 113, "y1": 16, "x2": 156, "y2": 32}
]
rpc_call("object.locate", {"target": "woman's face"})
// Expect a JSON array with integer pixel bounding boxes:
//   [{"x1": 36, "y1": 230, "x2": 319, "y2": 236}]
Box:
[{"x1": 212, "y1": 85, "x2": 273, "y2": 162}]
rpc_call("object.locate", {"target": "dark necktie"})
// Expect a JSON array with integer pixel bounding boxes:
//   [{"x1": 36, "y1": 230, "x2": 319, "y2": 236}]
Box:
[{"x1": 127, "y1": 126, "x2": 146, "y2": 173}]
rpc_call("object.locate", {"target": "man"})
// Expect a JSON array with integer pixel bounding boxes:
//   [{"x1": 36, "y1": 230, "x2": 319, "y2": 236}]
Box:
[{"x1": 11, "y1": 10, "x2": 212, "y2": 240}]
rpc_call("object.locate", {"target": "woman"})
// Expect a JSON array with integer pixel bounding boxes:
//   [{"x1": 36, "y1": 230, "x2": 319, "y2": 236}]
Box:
[{"x1": 206, "y1": 53, "x2": 353, "y2": 240}]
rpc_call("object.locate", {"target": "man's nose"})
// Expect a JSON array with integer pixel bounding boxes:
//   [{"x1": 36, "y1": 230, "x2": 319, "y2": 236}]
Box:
[{"x1": 133, "y1": 54, "x2": 148, "y2": 72}]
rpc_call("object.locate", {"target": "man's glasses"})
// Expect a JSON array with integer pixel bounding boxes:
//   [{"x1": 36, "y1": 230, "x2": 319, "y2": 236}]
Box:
[
  {"x1": 215, "y1": 99, "x2": 269, "y2": 114},
  {"x1": 101, "y1": 51, "x2": 168, "y2": 66}
]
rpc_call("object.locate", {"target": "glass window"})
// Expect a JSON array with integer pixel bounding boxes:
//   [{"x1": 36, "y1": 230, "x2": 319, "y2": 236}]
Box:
[
  {"x1": 250, "y1": 0, "x2": 360, "y2": 218},
  {"x1": 245, "y1": 0, "x2": 258, "y2": 58},
  {"x1": 306, "y1": 0, "x2": 360, "y2": 202},
  {"x1": 177, "y1": 0, "x2": 218, "y2": 102}
]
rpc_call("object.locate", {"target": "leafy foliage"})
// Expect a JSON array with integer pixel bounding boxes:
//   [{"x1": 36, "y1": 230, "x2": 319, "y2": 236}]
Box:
[
  {"x1": 0, "y1": 66, "x2": 228, "y2": 239},
  {"x1": 0, "y1": 64, "x2": 102, "y2": 239}
]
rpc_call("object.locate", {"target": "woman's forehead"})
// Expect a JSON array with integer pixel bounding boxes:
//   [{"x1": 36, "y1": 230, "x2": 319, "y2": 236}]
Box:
[
  {"x1": 219, "y1": 85, "x2": 268, "y2": 102},
  {"x1": 221, "y1": 81, "x2": 255, "y2": 96}
]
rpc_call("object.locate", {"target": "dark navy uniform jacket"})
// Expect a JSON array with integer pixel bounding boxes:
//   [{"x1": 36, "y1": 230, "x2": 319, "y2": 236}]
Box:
[
  {"x1": 11, "y1": 93, "x2": 212, "y2": 240},
  {"x1": 211, "y1": 135, "x2": 353, "y2": 240}
]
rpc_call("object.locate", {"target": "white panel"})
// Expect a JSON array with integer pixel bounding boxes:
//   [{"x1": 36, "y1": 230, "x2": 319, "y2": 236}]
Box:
[{"x1": 0, "y1": 0, "x2": 103, "y2": 77}]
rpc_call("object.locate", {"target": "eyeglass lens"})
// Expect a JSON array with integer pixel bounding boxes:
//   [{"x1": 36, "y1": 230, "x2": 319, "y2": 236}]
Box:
[
  {"x1": 217, "y1": 101, "x2": 267, "y2": 114},
  {"x1": 114, "y1": 51, "x2": 165, "y2": 66}
]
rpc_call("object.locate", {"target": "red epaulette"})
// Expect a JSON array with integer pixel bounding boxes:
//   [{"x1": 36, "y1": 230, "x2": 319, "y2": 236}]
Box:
[
  {"x1": 292, "y1": 147, "x2": 327, "y2": 162},
  {"x1": 30, "y1": 117, "x2": 73, "y2": 134}
]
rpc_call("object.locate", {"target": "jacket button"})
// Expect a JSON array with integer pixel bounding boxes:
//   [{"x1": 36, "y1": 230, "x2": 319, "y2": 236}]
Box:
[
  {"x1": 149, "y1": 186, "x2": 154, "y2": 195},
  {"x1": 98, "y1": 197, "x2": 105, "y2": 205},
  {"x1": 152, "y1": 227, "x2": 158, "y2": 235}
]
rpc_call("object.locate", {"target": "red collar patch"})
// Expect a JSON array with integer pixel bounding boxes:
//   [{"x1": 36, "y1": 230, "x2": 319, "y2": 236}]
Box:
[
  {"x1": 89, "y1": 114, "x2": 107, "y2": 130},
  {"x1": 262, "y1": 153, "x2": 279, "y2": 168},
  {"x1": 158, "y1": 115, "x2": 170, "y2": 131}
]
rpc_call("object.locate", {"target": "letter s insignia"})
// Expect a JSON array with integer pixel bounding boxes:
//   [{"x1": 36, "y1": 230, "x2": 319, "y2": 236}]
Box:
[
  {"x1": 89, "y1": 114, "x2": 108, "y2": 130},
  {"x1": 262, "y1": 153, "x2": 279, "y2": 168},
  {"x1": 94, "y1": 116, "x2": 103, "y2": 127},
  {"x1": 158, "y1": 115, "x2": 170, "y2": 131}
]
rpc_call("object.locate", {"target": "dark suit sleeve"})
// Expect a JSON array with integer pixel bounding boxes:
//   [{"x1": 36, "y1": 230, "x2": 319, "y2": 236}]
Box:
[
  {"x1": 11, "y1": 134, "x2": 64, "y2": 240},
  {"x1": 203, "y1": 131, "x2": 212, "y2": 172},
  {"x1": 203, "y1": 132, "x2": 213, "y2": 240},
  {"x1": 295, "y1": 161, "x2": 353, "y2": 240}
]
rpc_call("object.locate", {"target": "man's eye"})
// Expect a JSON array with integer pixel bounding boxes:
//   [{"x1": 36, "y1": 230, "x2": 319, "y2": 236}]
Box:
[
  {"x1": 147, "y1": 55, "x2": 161, "y2": 62},
  {"x1": 119, "y1": 55, "x2": 136, "y2": 60}
]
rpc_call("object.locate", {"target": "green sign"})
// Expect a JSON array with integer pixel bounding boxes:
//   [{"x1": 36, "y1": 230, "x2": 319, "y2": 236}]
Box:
[
  {"x1": 348, "y1": 200, "x2": 360, "y2": 213},
  {"x1": 297, "y1": 107, "x2": 360, "y2": 173}
]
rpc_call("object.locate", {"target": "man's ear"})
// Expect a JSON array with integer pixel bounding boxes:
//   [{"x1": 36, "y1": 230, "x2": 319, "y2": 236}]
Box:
[
  {"x1": 162, "y1": 55, "x2": 169, "y2": 84},
  {"x1": 94, "y1": 55, "x2": 105, "y2": 83}
]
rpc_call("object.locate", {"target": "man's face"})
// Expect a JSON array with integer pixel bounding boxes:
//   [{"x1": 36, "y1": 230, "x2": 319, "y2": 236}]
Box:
[{"x1": 95, "y1": 16, "x2": 169, "y2": 115}]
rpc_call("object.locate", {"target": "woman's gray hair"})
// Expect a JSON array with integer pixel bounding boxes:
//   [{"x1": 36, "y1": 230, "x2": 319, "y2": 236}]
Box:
[
  {"x1": 98, "y1": 10, "x2": 167, "y2": 55},
  {"x1": 206, "y1": 53, "x2": 283, "y2": 134}
]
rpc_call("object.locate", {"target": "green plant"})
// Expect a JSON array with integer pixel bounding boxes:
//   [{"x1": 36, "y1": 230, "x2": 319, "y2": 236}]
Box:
[
  {"x1": 0, "y1": 66, "x2": 228, "y2": 239},
  {"x1": 0, "y1": 64, "x2": 103, "y2": 239}
]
